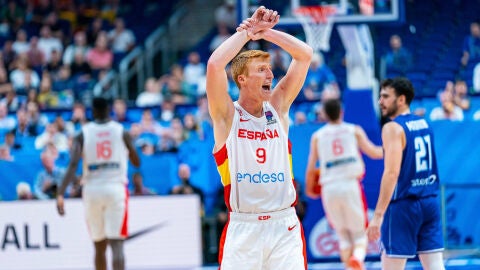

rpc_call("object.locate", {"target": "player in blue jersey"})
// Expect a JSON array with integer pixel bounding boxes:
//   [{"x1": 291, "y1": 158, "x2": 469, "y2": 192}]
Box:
[{"x1": 367, "y1": 77, "x2": 445, "y2": 270}]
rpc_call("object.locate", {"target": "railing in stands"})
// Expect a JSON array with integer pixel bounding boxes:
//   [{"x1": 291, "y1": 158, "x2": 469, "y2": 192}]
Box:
[
  {"x1": 93, "y1": 70, "x2": 119, "y2": 99},
  {"x1": 119, "y1": 47, "x2": 144, "y2": 100},
  {"x1": 144, "y1": 5, "x2": 188, "y2": 79}
]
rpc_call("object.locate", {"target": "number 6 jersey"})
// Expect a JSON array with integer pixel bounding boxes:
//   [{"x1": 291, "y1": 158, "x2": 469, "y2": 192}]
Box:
[
  {"x1": 82, "y1": 121, "x2": 128, "y2": 184},
  {"x1": 213, "y1": 101, "x2": 297, "y2": 213}
]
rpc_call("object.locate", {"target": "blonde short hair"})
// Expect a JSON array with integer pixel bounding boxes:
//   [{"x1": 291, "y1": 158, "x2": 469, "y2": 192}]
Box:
[{"x1": 230, "y1": 50, "x2": 270, "y2": 89}]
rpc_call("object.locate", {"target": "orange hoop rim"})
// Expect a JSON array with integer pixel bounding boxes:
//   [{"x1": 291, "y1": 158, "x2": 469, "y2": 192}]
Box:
[{"x1": 294, "y1": 6, "x2": 337, "y2": 24}]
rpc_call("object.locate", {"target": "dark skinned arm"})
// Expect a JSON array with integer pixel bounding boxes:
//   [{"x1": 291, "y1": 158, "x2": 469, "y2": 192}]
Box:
[
  {"x1": 56, "y1": 132, "x2": 83, "y2": 216},
  {"x1": 123, "y1": 131, "x2": 140, "y2": 167}
]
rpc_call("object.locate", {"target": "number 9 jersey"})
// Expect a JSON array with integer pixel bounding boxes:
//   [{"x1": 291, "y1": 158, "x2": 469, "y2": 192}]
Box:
[
  {"x1": 82, "y1": 121, "x2": 128, "y2": 184},
  {"x1": 392, "y1": 114, "x2": 440, "y2": 201}
]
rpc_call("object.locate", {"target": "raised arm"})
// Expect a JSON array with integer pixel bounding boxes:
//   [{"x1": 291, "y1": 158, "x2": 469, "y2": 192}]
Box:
[
  {"x1": 56, "y1": 132, "x2": 83, "y2": 216},
  {"x1": 366, "y1": 122, "x2": 404, "y2": 241},
  {"x1": 265, "y1": 30, "x2": 312, "y2": 114},
  {"x1": 207, "y1": 7, "x2": 279, "y2": 150},
  {"x1": 206, "y1": 30, "x2": 250, "y2": 149},
  {"x1": 355, "y1": 125, "x2": 383, "y2": 159}
]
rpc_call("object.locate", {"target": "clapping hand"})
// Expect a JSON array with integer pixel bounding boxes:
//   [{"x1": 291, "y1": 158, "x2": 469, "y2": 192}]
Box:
[{"x1": 236, "y1": 6, "x2": 280, "y2": 40}]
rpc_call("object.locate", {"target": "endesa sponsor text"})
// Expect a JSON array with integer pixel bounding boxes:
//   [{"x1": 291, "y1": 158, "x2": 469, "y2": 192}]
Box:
[{"x1": 237, "y1": 171, "x2": 285, "y2": 183}]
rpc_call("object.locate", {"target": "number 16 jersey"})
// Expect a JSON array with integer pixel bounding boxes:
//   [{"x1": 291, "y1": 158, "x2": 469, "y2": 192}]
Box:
[
  {"x1": 82, "y1": 121, "x2": 128, "y2": 184},
  {"x1": 213, "y1": 102, "x2": 297, "y2": 213}
]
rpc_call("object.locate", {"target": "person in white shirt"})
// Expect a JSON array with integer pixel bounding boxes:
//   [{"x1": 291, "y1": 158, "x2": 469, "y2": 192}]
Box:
[
  {"x1": 305, "y1": 98, "x2": 383, "y2": 270},
  {"x1": 56, "y1": 97, "x2": 140, "y2": 270},
  {"x1": 207, "y1": 6, "x2": 312, "y2": 269}
]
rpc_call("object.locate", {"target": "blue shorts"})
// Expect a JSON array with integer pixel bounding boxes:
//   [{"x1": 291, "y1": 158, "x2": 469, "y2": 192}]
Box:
[{"x1": 381, "y1": 196, "x2": 444, "y2": 258}]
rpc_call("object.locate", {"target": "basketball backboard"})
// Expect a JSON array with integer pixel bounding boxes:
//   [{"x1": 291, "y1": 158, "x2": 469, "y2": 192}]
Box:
[{"x1": 239, "y1": 0, "x2": 404, "y2": 26}]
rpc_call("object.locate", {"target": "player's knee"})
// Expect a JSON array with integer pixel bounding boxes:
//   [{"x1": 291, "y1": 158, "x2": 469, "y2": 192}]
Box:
[{"x1": 419, "y1": 252, "x2": 445, "y2": 270}]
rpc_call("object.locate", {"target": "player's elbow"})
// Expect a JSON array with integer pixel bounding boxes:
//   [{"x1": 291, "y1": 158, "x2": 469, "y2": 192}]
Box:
[
  {"x1": 207, "y1": 57, "x2": 225, "y2": 72},
  {"x1": 297, "y1": 45, "x2": 313, "y2": 62}
]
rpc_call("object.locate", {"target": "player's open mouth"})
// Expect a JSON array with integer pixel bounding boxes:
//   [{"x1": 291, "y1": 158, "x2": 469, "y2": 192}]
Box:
[{"x1": 262, "y1": 85, "x2": 271, "y2": 91}]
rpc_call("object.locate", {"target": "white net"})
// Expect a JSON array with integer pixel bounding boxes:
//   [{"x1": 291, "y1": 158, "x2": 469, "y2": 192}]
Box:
[{"x1": 294, "y1": 6, "x2": 337, "y2": 52}]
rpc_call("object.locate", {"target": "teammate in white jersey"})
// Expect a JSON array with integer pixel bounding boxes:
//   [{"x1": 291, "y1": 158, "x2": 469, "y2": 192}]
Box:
[
  {"x1": 305, "y1": 99, "x2": 383, "y2": 270},
  {"x1": 206, "y1": 6, "x2": 312, "y2": 270},
  {"x1": 56, "y1": 97, "x2": 140, "y2": 270}
]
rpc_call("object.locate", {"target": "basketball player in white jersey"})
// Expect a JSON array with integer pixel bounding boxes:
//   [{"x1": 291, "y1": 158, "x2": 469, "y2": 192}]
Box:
[
  {"x1": 206, "y1": 6, "x2": 312, "y2": 270},
  {"x1": 56, "y1": 97, "x2": 140, "y2": 270},
  {"x1": 305, "y1": 99, "x2": 383, "y2": 270}
]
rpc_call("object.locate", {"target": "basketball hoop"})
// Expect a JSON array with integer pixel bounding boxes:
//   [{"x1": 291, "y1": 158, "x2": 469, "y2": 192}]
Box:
[{"x1": 294, "y1": 5, "x2": 337, "y2": 52}]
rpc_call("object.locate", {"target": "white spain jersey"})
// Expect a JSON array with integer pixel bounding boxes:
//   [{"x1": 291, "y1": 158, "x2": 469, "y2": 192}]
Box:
[
  {"x1": 82, "y1": 121, "x2": 128, "y2": 184},
  {"x1": 213, "y1": 102, "x2": 297, "y2": 213},
  {"x1": 314, "y1": 122, "x2": 365, "y2": 185}
]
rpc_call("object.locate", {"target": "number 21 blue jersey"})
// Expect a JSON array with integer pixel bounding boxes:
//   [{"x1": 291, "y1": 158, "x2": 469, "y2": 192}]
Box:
[{"x1": 391, "y1": 114, "x2": 440, "y2": 201}]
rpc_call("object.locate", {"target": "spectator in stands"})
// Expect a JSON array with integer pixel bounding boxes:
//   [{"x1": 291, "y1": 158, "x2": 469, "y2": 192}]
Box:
[
  {"x1": 2, "y1": 40, "x2": 16, "y2": 70},
  {"x1": 1, "y1": 87, "x2": 23, "y2": 111},
  {"x1": 214, "y1": 0, "x2": 237, "y2": 30},
  {"x1": 44, "y1": 11, "x2": 70, "y2": 45},
  {"x1": 9, "y1": 55, "x2": 40, "y2": 95},
  {"x1": 16, "y1": 182, "x2": 36, "y2": 200},
  {"x1": 63, "y1": 30, "x2": 90, "y2": 65},
  {"x1": 44, "y1": 49, "x2": 63, "y2": 81},
  {"x1": 0, "y1": 102, "x2": 15, "y2": 130},
  {"x1": 382, "y1": 34, "x2": 412, "y2": 76},
  {"x1": 34, "y1": 122, "x2": 69, "y2": 152},
  {"x1": 169, "y1": 163, "x2": 205, "y2": 208},
  {"x1": 34, "y1": 147, "x2": 67, "y2": 200},
  {"x1": 65, "y1": 102, "x2": 88, "y2": 134},
  {"x1": 158, "y1": 99, "x2": 175, "y2": 123},
  {"x1": 37, "y1": 72, "x2": 59, "y2": 109},
  {"x1": 130, "y1": 172, "x2": 156, "y2": 196},
  {"x1": 1, "y1": 0, "x2": 25, "y2": 33},
  {"x1": 429, "y1": 89, "x2": 464, "y2": 121},
  {"x1": 12, "y1": 29, "x2": 30, "y2": 55},
  {"x1": 209, "y1": 23, "x2": 232, "y2": 54},
  {"x1": 0, "y1": 143, "x2": 13, "y2": 161},
  {"x1": 160, "y1": 64, "x2": 195, "y2": 104},
  {"x1": 111, "y1": 98, "x2": 132, "y2": 125},
  {"x1": 4, "y1": 129, "x2": 21, "y2": 150},
  {"x1": 13, "y1": 108, "x2": 38, "y2": 137},
  {"x1": 86, "y1": 32, "x2": 113, "y2": 75},
  {"x1": 138, "y1": 109, "x2": 172, "y2": 147},
  {"x1": 300, "y1": 52, "x2": 338, "y2": 101},
  {"x1": 107, "y1": 18, "x2": 136, "y2": 54},
  {"x1": 38, "y1": 25, "x2": 63, "y2": 64},
  {"x1": 461, "y1": 21, "x2": 480, "y2": 67},
  {"x1": 25, "y1": 101, "x2": 49, "y2": 134},
  {"x1": 183, "y1": 112, "x2": 203, "y2": 141},
  {"x1": 268, "y1": 43, "x2": 291, "y2": 80},
  {"x1": 183, "y1": 51, "x2": 206, "y2": 92},
  {"x1": 86, "y1": 17, "x2": 108, "y2": 47},
  {"x1": 453, "y1": 80, "x2": 470, "y2": 111},
  {"x1": 27, "y1": 36, "x2": 46, "y2": 69},
  {"x1": 51, "y1": 65, "x2": 75, "y2": 107},
  {"x1": 293, "y1": 111, "x2": 308, "y2": 126},
  {"x1": 30, "y1": 0, "x2": 55, "y2": 28},
  {"x1": 165, "y1": 117, "x2": 184, "y2": 151},
  {"x1": 0, "y1": 62, "x2": 11, "y2": 94},
  {"x1": 70, "y1": 50, "x2": 93, "y2": 80},
  {"x1": 195, "y1": 94, "x2": 212, "y2": 127},
  {"x1": 136, "y1": 77, "x2": 163, "y2": 107}
]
